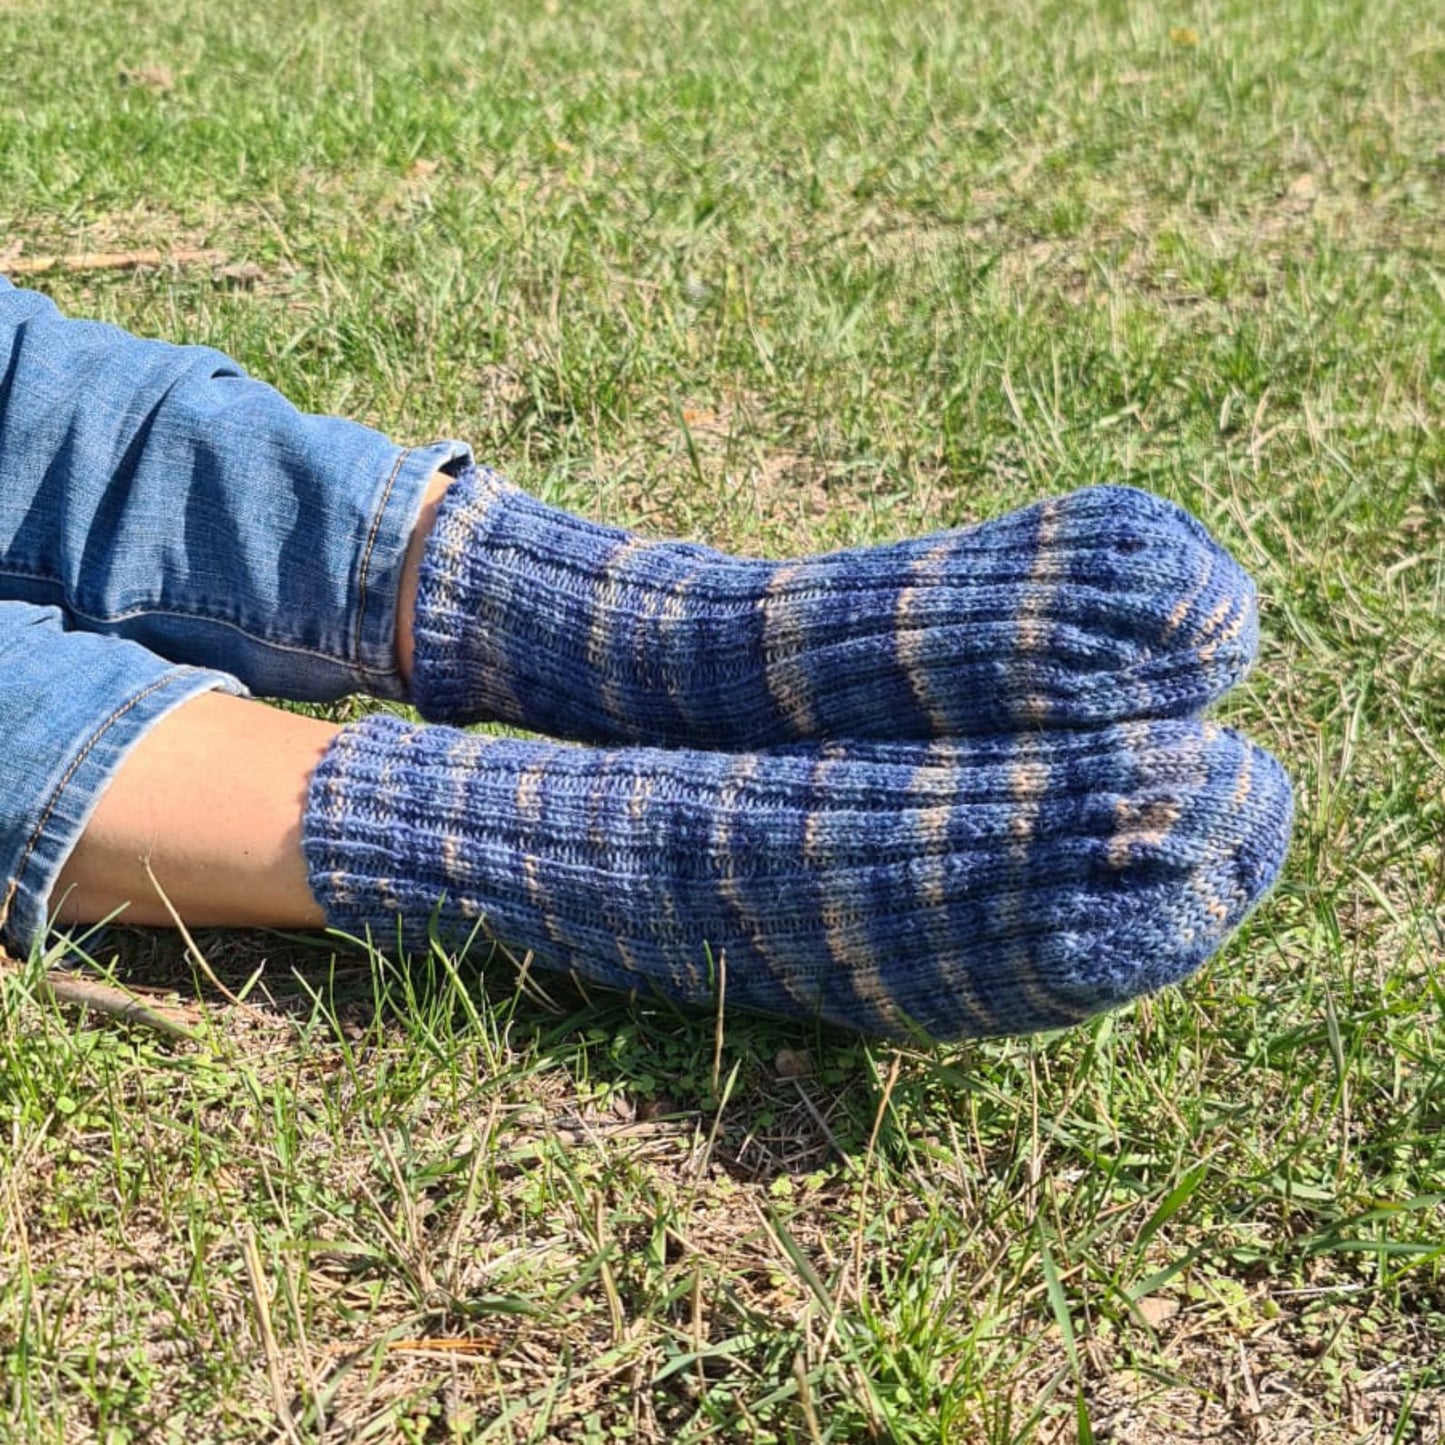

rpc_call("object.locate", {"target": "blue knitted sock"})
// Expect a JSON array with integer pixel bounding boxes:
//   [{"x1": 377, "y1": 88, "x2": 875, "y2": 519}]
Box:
[
  {"x1": 410, "y1": 468, "x2": 1258, "y2": 747},
  {"x1": 302, "y1": 715, "x2": 1292, "y2": 1041}
]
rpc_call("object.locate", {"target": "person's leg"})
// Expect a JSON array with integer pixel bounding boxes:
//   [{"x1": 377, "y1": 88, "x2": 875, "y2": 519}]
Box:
[
  {"x1": 49, "y1": 692, "x2": 329, "y2": 931},
  {"x1": 394, "y1": 470, "x2": 453, "y2": 690},
  {"x1": 0, "y1": 276, "x2": 469, "y2": 704},
  {"x1": 3, "y1": 277, "x2": 1255, "y2": 745},
  {"x1": 0, "y1": 600, "x2": 250, "y2": 949},
  {"x1": 36, "y1": 688, "x2": 1291, "y2": 1040}
]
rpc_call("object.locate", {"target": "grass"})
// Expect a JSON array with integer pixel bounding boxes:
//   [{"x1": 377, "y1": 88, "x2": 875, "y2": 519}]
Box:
[{"x1": 0, "y1": 0, "x2": 1442, "y2": 1437}]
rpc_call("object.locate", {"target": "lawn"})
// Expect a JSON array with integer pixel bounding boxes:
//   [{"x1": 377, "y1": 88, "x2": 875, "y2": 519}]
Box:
[{"x1": 1, "y1": 0, "x2": 1442, "y2": 1439}]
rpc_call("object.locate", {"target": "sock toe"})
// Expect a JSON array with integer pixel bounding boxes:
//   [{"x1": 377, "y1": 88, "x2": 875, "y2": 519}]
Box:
[
  {"x1": 999, "y1": 486, "x2": 1261, "y2": 726},
  {"x1": 804, "y1": 723, "x2": 1293, "y2": 1040},
  {"x1": 1025, "y1": 731, "x2": 1293, "y2": 1024}
]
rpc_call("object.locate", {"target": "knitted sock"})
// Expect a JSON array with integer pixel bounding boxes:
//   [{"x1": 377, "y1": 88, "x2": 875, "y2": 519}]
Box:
[
  {"x1": 410, "y1": 467, "x2": 1259, "y2": 747},
  {"x1": 302, "y1": 715, "x2": 1292, "y2": 1041}
]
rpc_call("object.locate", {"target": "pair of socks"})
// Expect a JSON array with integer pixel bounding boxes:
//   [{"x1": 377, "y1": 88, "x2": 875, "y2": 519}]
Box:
[{"x1": 301, "y1": 468, "x2": 1292, "y2": 1040}]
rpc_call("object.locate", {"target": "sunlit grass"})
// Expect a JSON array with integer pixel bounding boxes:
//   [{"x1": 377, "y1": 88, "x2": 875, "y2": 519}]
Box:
[{"x1": 1, "y1": 0, "x2": 1442, "y2": 1438}]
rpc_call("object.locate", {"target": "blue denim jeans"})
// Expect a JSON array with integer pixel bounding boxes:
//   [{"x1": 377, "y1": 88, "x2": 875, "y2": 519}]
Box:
[{"x1": 0, "y1": 276, "x2": 471, "y2": 950}]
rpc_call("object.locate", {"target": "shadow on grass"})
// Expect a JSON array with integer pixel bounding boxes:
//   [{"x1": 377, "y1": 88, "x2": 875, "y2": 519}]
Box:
[{"x1": 43, "y1": 922, "x2": 1010, "y2": 1187}]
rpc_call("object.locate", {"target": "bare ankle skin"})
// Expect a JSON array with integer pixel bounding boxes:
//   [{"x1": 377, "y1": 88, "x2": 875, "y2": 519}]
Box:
[
  {"x1": 394, "y1": 470, "x2": 455, "y2": 689},
  {"x1": 50, "y1": 692, "x2": 334, "y2": 930}
]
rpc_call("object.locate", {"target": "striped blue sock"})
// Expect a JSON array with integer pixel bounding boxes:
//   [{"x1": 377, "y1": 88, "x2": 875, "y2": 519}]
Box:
[
  {"x1": 410, "y1": 468, "x2": 1258, "y2": 747},
  {"x1": 302, "y1": 715, "x2": 1292, "y2": 1041}
]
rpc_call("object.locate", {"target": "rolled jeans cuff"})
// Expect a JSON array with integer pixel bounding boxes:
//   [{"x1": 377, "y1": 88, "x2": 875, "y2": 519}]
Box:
[
  {"x1": 0, "y1": 603, "x2": 245, "y2": 954},
  {"x1": 347, "y1": 439, "x2": 472, "y2": 701}
]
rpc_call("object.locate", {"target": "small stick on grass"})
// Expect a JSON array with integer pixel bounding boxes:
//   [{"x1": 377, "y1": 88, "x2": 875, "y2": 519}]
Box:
[
  {"x1": 0, "y1": 944, "x2": 200, "y2": 1042},
  {"x1": 39, "y1": 968, "x2": 201, "y2": 1041},
  {"x1": 4, "y1": 247, "x2": 227, "y2": 276}
]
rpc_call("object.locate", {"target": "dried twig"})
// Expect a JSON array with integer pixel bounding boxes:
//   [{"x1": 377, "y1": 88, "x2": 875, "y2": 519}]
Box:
[
  {"x1": 37, "y1": 967, "x2": 201, "y2": 1041},
  {"x1": 4, "y1": 247, "x2": 226, "y2": 276},
  {"x1": 0, "y1": 944, "x2": 200, "y2": 1041}
]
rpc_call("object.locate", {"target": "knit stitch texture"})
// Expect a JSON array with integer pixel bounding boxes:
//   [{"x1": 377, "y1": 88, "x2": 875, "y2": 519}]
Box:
[
  {"x1": 410, "y1": 468, "x2": 1259, "y2": 747},
  {"x1": 302, "y1": 715, "x2": 1293, "y2": 1040}
]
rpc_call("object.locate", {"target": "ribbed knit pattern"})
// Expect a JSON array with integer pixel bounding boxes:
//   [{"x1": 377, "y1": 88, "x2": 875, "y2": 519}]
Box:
[
  {"x1": 302, "y1": 715, "x2": 1293, "y2": 1041},
  {"x1": 410, "y1": 468, "x2": 1259, "y2": 747}
]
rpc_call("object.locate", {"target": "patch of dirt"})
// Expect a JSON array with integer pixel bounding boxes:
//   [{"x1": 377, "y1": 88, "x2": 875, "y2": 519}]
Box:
[{"x1": 1004, "y1": 1275, "x2": 1445, "y2": 1444}]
